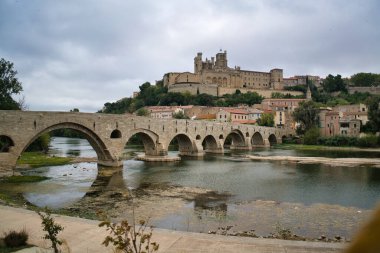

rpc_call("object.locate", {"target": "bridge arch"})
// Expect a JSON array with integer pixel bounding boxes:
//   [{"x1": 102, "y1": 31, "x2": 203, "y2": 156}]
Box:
[
  {"x1": 268, "y1": 134, "x2": 278, "y2": 146},
  {"x1": 0, "y1": 135, "x2": 15, "y2": 152},
  {"x1": 125, "y1": 129, "x2": 159, "y2": 156},
  {"x1": 201, "y1": 135, "x2": 219, "y2": 153},
  {"x1": 110, "y1": 129, "x2": 122, "y2": 139},
  {"x1": 251, "y1": 132, "x2": 264, "y2": 146},
  {"x1": 167, "y1": 133, "x2": 198, "y2": 156},
  {"x1": 21, "y1": 122, "x2": 114, "y2": 163},
  {"x1": 224, "y1": 129, "x2": 246, "y2": 149}
]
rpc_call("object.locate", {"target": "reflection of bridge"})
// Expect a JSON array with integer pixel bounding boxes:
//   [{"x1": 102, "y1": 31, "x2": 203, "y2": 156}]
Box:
[{"x1": 0, "y1": 110, "x2": 293, "y2": 175}]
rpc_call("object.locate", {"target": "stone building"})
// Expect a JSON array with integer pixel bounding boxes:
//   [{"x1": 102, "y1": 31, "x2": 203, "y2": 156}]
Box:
[
  {"x1": 163, "y1": 51, "x2": 304, "y2": 98},
  {"x1": 283, "y1": 75, "x2": 321, "y2": 88},
  {"x1": 318, "y1": 104, "x2": 368, "y2": 137}
]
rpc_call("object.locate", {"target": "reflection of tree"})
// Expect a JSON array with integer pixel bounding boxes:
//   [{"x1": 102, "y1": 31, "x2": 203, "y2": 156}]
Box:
[{"x1": 193, "y1": 191, "x2": 229, "y2": 220}]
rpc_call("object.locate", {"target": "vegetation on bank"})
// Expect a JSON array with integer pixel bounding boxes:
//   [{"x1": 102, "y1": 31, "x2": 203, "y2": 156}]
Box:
[
  {"x1": 2, "y1": 175, "x2": 50, "y2": 183},
  {"x1": 17, "y1": 152, "x2": 72, "y2": 168},
  {"x1": 98, "y1": 81, "x2": 265, "y2": 114},
  {"x1": 282, "y1": 134, "x2": 380, "y2": 149}
]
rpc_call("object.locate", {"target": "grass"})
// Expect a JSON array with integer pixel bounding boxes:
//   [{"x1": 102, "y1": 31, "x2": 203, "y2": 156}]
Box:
[
  {"x1": 2, "y1": 175, "x2": 49, "y2": 183},
  {"x1": 17, "y1": 152, "x2": 72, "y2": 168}
]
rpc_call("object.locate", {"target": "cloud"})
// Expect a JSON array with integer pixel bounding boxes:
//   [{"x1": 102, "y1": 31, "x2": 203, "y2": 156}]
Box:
[{"x1": 1, "y1": 0, "x2": 379, "y2": 112}]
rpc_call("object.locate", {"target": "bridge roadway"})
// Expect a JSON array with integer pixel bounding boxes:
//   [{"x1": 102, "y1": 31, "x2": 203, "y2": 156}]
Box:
[{"x1": 0, "y1": 110, "x2": 293, "y2": 176}]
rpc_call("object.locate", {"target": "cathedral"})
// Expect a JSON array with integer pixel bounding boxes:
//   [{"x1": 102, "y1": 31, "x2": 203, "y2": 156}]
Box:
[{"x1": 163, "y1": 50, "x2": 287, "y2": 97}]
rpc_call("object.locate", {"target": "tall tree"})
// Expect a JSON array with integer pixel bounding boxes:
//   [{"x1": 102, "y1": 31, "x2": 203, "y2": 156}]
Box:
[
  {"x1": 365, "y1": 96, "x2": 380, "y2": 132},
  {"x1": 0, "y1": 58, "x2": 23, "y2": 110},
  {"x1": 292, "y1": 101, "x2": 319, "y2": 133},
  {"x1": 257, "y1": 113, "x2": 274, "y2": 127}
]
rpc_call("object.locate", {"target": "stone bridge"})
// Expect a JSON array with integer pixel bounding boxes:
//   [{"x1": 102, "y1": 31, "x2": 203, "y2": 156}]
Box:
[{"x1": 0, "y1": 110, "x2": 293, "y2": 175}]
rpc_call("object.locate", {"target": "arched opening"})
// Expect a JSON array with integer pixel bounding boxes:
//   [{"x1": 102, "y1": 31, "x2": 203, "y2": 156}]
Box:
[
  {"x1": 268, "y1": 134, "x2": 278, "y2": 146},
  {"x1": 168, "y1": 134, "x2": 195, "y2": 156},
  {"x1": 110, "y1": 129, "x2": 122, "y2": 139},
  {"x1": 223, "y1": 130, "x2": 246, "y2": 149},
  {"x1": 125, "y1": 131, "x2": 157, "y2": 156},
  {"x1": 196, "y1": 135, "x2": 201, "y2": 140},
  {"x1": 18, "y1": 123, "x2": 114, "y2": 164},
  {"x1": 245, "y1": 132, "x2": 249, "y2": 137},
  {"x1": 251, "y1": 132, "x2": 264, "y2": 146},
  {"x1": 219, "y1": 134, "x2": 224, "y2": 140},
  {"x1": 202, "y1": 135, "x2": 218, "y2": 153},
  {"x1": 0, "y1": 135, "x2": 14, "y2": 152}
]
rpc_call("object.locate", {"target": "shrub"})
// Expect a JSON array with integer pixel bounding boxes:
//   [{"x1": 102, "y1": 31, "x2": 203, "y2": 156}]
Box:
[
  {"x1": 3, "y1": 229, "x2": 28, "y2": 247},
  {"x1": 303, "y1": 127, "x2": 320, "y2": 145},
  {"x1": 99, "y1": 216, "x2": 159, "y2": 253},
  {"x1": 37, "y1": 208, "x2": 64, "y2": 253},
  {"x1": 357, "y1": 134, "x2": 378, "y2": 148}
]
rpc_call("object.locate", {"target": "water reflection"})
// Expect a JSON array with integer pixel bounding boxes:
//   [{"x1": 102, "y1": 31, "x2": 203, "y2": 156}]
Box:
[
  {"x1": 85, "y1": 166, "x2": 127, "y2": 197},
  {"x1": 193, "y1": 191, "x2": 229, "y2": 220}
]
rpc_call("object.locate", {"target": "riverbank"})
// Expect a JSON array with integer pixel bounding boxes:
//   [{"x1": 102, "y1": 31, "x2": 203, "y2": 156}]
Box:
[
  {"x1": 0, "y1": 205, "x2": 346, "y2": 253},
  {"x1": 276, "y1": 143, "x2": 380, "y2": 152},
  {"x1": 247, "y1": 155, "x2": 380, "y2": 167}
]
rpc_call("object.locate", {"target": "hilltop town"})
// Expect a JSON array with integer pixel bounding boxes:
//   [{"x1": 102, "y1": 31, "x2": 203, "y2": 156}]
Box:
[{"x1": 99, "y1": 51, "x2": 380, "y2": 145}]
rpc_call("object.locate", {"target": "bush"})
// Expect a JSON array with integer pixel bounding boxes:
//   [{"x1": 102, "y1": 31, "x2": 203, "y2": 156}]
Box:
[
  {"x1": 3, "y1": 230, "x2": 28, "y2": 247},
  {"x1": 303, "y1": 127, "x2": 320, "y2": 145},
  {"x1": 99, "y1": 216, "x2": 159, "y2": 253},
  {"x1": 357, "y1": 134, "x2": 378, "y2": 148}
]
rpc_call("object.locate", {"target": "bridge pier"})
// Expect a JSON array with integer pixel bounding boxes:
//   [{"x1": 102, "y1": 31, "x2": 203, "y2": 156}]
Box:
[{"x1": 98, "y1": 159, "x2": 124, "y2": 167}]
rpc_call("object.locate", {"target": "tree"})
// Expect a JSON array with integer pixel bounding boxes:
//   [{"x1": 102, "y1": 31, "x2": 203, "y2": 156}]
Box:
[
  {"x1": 172, "y1": 110, "x2": 188, "y2": 119},
  {"x1": 257, "y1": 113, "x2": 274, "y2": 127},
  {"x1": 365, "y1": 96, "x2": 380, "y2": 133},
  {"x1": 136, "y1": 107, "x2": 149, "y2": 116},
  {"x1": 350, "y1": 72, "x2": 380, "y2": 87},
  {"x1": 0, "y1": 58, "x2": 23, "y2": 110},
  {"x1": 303, "y1": 127, "x2": 320, "y2": 145},
  {"x1": 322, "y1": 74, "x2": 347, "y2": 93},
  {"x1": 292, "y1": 101, "x2": 319, "y2": 134}
]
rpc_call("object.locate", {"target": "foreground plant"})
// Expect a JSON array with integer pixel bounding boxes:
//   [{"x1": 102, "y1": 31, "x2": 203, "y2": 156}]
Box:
[
  {"x1": 99, "y1": 217, "x2": 159, "y2": 253},
  {"x1": 37, "y1": 207, "x2": 64, "y2": 253},
  {"x1": 3, "y1": 229, "x2": 28, "y2": 247}
]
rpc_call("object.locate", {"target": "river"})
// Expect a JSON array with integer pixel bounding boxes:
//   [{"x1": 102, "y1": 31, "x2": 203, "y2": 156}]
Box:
[{"x1": 2, "y1": 136, "x2": 380, "y2": 240}]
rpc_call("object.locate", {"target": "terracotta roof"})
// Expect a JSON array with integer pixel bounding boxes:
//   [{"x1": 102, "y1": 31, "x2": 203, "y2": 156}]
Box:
[
  {"x1": 232, "y1": 119, "x2": 257, "y2": 124},
  {"x1": 196, "y1": 114, "x2": 216, "y2": 120},
  {"x1": 220, "y1": 108, "x2": 249, "y2": 114}
]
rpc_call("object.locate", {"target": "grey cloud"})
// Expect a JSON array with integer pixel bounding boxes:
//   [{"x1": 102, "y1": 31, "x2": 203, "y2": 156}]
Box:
[{"x1": 1, "y1": 0, "x2": 379, "y2": 112}]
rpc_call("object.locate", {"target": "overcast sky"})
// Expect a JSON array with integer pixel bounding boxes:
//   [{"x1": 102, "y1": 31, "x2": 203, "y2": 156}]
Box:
[{"x1": 1, "y1": 0, "x2": 379, "y2": 112}]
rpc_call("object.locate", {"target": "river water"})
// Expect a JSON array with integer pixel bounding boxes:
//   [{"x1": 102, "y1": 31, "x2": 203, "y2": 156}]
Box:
[{"x1": 3, "y1": 137, "x2": 380, "y2": 240}]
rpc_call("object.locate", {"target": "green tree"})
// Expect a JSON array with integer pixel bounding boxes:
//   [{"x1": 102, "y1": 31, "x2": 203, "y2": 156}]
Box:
[
  {"x1": 136, "y1": 107, "x2": 149, "y2": 116},
  {"x1": 172, "y1": 110, "x2": 188, "y2": 119},
  {"x1": 303, "y1": 127, "x2": 320, "y2": 145},
  {"x1": 350, "y1": 73, "x2": 380, "y2": 87},
  {"x1": 0, "y1": 58, "x2": 23, "y2": 110},
  {"x1": 322, "y1": 74, "x2": 347, "y2": 93},
  {"x1": 292, "y1": 101, "x2": 319, "y2": 134},
  {"x1": 365, "y1": 96, "x2": 380, "y2": 133},
  {"x1": 26, "y1": 133, "x2": 51, "y2": 153},
  {"x1": 257, "y1": 113, "x2": 274, "y2": 127},
  {"x1": 70, "y1": 108, "x2": 79, "y2": 112}
]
